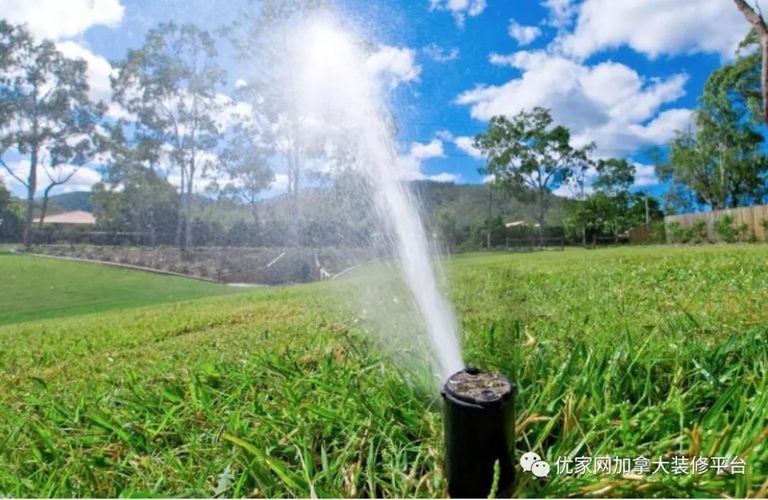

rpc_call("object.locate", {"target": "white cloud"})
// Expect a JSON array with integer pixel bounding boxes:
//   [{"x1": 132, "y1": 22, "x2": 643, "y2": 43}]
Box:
[
  {"x1": 435, "y1": 130, "x2": 454, "y2": 141},
  {"x1": 429, "y1": 0, "x2": 487, "y2": 27},
  {"x1": 410, "y1": 139, "x2": 445, "y2": 160},
  {"x1": 423, "y1": 44, "x2": 460, "y2": 62},
  {"x1": 55, "y1": 165, "x2": 102, "y2": 193},
  {"x1": 454, "y1": 136, "x2": 484, "y2": 159},
  {"x1": 508, "y1": 21, "x2": 541, "y2": 46},
  {"x1": 396, "y1": 139, "x2": 457, "y2": 182},
  {"x1": 543, "y1": 0, "x2": 577, "y2": 29},
  {"x1": 366, "y1": 45, "x2": 421, "y2": 88},
  {"x1": 561, "y1": 0, "x2": 749, "y2": 60},
  {"x1": 2, "y1": 1, "x2": 124, "y2": 112},
  {"x1": 633, "y1": 163, "x2": 659, "y2": 187},
  {"x1": 488, "y1": 53, "x2": 517, "y2": 66},
  {"x1": 56, "y1": 41, "x2": 115, "y2": 104},
  {"x1": 552, "y1": 181, "x2": 594, "y2": 199},
  {"x1": 428, "y1": 172, "x2": 461, "y2": 183},
  {"x1": 271, "y1": 173, "x2": 290, "y2": 191},
  {"x1": 0, "y1": 0, "x2": 124, "y2": 40},
  {"x1": 457, "y1": 50, "x2": 690, "y2": 156}
]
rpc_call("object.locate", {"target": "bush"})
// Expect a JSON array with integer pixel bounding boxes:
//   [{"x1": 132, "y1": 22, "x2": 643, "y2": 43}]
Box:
[
  {"x1": 759, "y1": 219, "x2": 768, "y2": 241},
  {"x1": 665, "y1": 222, "x2": 685, "y2": 243},
  {"x1": 714, "y1": 215, "x2": 739, "y2": 243},
  {"x1": 685, "y1": 220, "x2": 709, "y2": 244}
]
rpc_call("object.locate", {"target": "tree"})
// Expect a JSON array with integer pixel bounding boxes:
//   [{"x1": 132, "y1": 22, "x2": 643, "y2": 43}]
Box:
[
  {"x1": 230, "y1": 0, "x2": 330, "y2": 236},
  {"x1": 0, "y1": 21, "x2": 104, "y2": 248},
  {"x1": 215, "y1": 124, "x2": 275, "y2": 222},
  {"x1": 37, "y1": 166, "x2": 80, "y2": 228},
  {"x1": 593, "y1": 158, "x2": 634, "y2": 195},
  {"x1": 474, "y1": 107, "x2": 594, "y2": 243},
  {"x1": 0, "y1": 178, "x2": 21, "y2": 242},
  {"x1": 435, "y1": 207, "x2": 458, "y2": 251},
  {"x1": 565, "y1": 159, "x2": 663, "y2": 243},
  {"x1": 656, "y1": 46, "x2": 768, "y2": 211},
  {"x1": 93, "y1": 124, "x2": 178, "y2": 244},
  {"x1": 112, "y1": 23, "x2": 225, "y2": 252},
  {"x1": 733, "y1": 0, "x2": 768, "y2": 124}
]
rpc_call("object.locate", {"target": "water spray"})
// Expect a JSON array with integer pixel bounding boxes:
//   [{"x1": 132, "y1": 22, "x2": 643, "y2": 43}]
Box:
[
  {"x1": 442, "y1": 367, "x2": 515, "y2": 498},
  {"x1": 282, "y1": 14, "x2": 514, "y2": 496}
]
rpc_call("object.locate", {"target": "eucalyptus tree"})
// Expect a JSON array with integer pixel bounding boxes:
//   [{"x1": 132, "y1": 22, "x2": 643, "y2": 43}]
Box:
[
  {"x1": 230, "y1": 0, "x2": 331, "y2": 228},
  {"x1": 92, "y1": 125, "x2": 178, "y2": 244},
  {"x1": 112, "y1": 23, "x2": 225, "y2": 251},
  {"x1": 733, "y1": 0, "x2": 768, "y2": 124},
  {"x1": 0, "y1": 21, "x2": 104, "y2": 248},
  {"x1": 473, "y1": 107, "x2": 594, "y2": 243},
  {"x1": 215, "y1": 123, "x2": 275, "y2": 222},
  {"x1": 656, "y1": 41, "x2": 767, "y2": 211}
]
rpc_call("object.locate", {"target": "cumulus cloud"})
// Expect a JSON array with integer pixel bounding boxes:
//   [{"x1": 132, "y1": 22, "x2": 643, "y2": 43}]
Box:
[
  {"x1": 1, "y1": 0, "x2": 126, "y2": 118},
  {"x1": 508, "y1": 21, "x2": 541, "y2": 46},
  {"x1": 0, "y1": 0, "x2": 124, "y2": 40},
  {"x1": 633, "y1": 163, "x2": 660, "y2": 187},
  {"x1": 543, "y1": 0, "x2": 577, "y2": 29},
  {"x1": 410, "y1": 139, "x2": 445, "y2": 160},
  {"x1": 423, "y1": 44, "x2": 460, "y2": 62},
  {"x1": 56, "y1": 41, "x2": 115, "y2": 104},
  {"x1": 560, "y1": 0, "x2": 749, "y2": 60},
  {"x1": 397, "y1": 139, "x2": 458, "y2": 182},
  {"x1": 428, "y1": 0, "x2": 487, "y2": 27},
  {"x1": 454, "y1": 136, "x2": 484, "y2": 160},
  {"x1": 457, "y1": 50, "x2": 690, "y2": 156},
  {"x1": 366, "y1": 45, "x2": 421, "y2": 88}
]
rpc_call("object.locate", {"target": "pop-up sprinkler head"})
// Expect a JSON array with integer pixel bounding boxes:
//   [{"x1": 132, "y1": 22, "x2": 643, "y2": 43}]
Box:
[{"x1": 441, "y1": 367, "x2": 516, "y2": 498}]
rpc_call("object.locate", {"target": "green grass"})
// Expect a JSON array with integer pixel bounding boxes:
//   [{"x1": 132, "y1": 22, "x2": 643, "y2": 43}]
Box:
[
  {"x1": 0, "y1": 249, "x2": 243, "y2": 325},
  {"x1": 0, "y1": 245, "x2": 766, "y2": 497}
]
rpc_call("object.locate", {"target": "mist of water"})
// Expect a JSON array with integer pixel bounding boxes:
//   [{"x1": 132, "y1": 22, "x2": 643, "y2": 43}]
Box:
[{"x1": 278, "y1": 13, "x2": 463, "y2": 379}]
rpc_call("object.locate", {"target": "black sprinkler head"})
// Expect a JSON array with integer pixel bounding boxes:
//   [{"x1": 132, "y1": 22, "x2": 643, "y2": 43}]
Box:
[{"x1": 441, "y1": 367, "x2": 516, "y2": 498}]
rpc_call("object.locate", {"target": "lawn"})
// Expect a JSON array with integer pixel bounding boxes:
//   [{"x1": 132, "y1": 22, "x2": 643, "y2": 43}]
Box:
[
  {"x1": 0, "y1": 245, "x2": 766, "y2": 497},
  {"x1": 0, "y1": 248, "x2": 244, "y2": 325}
]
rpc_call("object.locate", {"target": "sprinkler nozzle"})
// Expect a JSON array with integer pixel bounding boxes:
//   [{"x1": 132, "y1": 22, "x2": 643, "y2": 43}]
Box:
[{"x1": 441, "y1": 367, "x2": 516, "y2": 498}]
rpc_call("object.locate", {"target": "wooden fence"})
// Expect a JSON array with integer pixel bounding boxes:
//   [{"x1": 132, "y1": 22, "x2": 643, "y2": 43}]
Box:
[{"x1": 664, "y1": 204, "x2": 768, "y2": 242}]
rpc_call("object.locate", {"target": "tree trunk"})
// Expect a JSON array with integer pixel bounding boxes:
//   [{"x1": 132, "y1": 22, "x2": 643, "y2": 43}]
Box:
[
  {"x1": 175, "y1": 166, "x2": 186, "y2": 250},
  {"x1": 734, "y1": 0, "x2": 768, "y2": 124},
  {"x1": 185, "y1": 159, "x2": 195, "y2": 250},
  {"x1": 38, "y1": 183, "x2": 56, "y2": 229},
  {"x1": 22, "y1": 147, "x2": 38, "y2": 250},
  {"x1": 536, "y1": 188, "x2": 545, "y2": 246}
]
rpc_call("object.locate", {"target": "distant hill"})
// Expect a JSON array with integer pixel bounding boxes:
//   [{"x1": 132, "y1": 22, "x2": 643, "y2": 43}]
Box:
[
  {"x1": 46, "y1": 191, "x2": 92, "y2": 214},
  {"x1": 411, "y1": 180, "x2": 570, "y2": 228},
  {"x1": 29, "y1": 183, "x2": 570, "y2": 229},
  {"x1": 12, "y1": 191, "x2": 93, "y2": 217},
  {"x1": 248, "y1": 180, "x2": 570, "y2": 229}
]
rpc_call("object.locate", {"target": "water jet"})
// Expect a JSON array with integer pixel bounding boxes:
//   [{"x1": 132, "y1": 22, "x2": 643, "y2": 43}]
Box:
[{"x1": 442, "y1": 367, "x2": 516, "y2": 498}]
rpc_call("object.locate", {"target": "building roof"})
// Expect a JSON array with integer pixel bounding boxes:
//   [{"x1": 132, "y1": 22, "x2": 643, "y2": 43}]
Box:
[{"x1": 34, "y1": 210, "x2": 96, "y2": 225}]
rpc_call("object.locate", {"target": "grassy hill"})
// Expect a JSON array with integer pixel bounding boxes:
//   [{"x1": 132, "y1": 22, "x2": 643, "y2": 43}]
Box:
[
  {"x1": 45, "y1": 191, "x2": 93, "y2": 214},
  {"x1": 0, "y1": 245, "x2": 766, "y2": 497},
  {"x1": 0, "y1": 248, "x2": 244, "y2": 325}
]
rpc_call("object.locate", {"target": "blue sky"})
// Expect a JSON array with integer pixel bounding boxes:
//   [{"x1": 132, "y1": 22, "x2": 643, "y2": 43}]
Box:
[{"x1": 0, "y1": 0, "x2": 754, "y2": 200}]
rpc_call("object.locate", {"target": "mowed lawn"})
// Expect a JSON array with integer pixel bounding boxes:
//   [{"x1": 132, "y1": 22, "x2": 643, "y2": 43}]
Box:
[
  {"x1": 0, "y1": 248, "x2": 243, "y2": 325},
  {"x1": 0, "y1": 245, "x2": 766, "y2": 497}
]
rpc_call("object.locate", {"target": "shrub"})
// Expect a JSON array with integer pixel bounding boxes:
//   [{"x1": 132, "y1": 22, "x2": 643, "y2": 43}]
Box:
[
  {"x1": 685, "y1": 220, "x2": 709, "y2": 244},
  {"x1": 650, "y1": 221, "x2": 667, "y2": 243},
  {"x1": 737, "y1": 223, "x2": 750, "y2": 242},
  {"x1": 714, "y1": 215, "x2": 738, "y2": 243},
  {"x1": 759, "y1": 219, "x2": 768, "y2": 241},
  {"x1": 665, "y1": 222, "x2": 685, "y2": 243}
]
